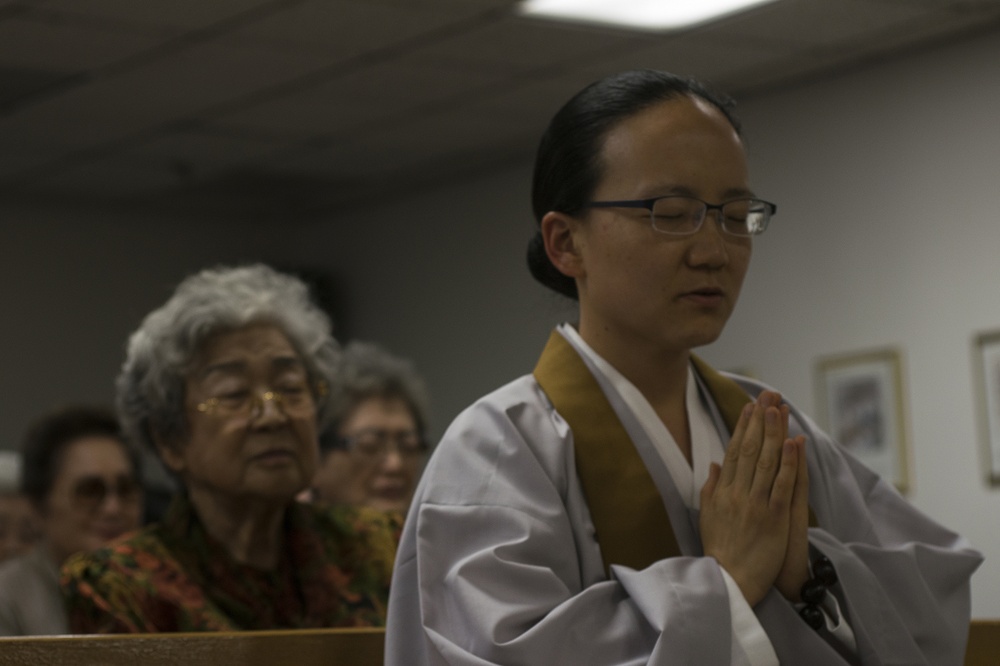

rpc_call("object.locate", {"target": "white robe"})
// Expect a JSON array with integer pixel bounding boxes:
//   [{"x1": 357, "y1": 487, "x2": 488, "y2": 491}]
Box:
[{"x1": 386, "y1": 330, "x2": 982, "y2": 665}]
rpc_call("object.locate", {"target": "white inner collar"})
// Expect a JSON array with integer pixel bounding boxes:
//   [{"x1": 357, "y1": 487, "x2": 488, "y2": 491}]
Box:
[{"x1": 558, "y1": 324, "x2": 726, "y2": 508}]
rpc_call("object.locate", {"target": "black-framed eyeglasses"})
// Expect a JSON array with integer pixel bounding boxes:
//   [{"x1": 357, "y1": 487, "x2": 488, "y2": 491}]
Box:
[
  {"x1": 333, "y1": 428, "x2": 429, "y2": 460},
  {"x1": 584, "y1": 195, "x2": 776, "y2": 237},
  {"x1": 72, "y1": 474, "x2": 141, "y2": 511}
]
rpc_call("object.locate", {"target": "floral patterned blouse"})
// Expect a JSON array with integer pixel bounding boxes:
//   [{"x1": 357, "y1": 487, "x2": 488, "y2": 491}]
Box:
[{"x1": 61, "y1": 495, "x2": 400, "y2": 633}]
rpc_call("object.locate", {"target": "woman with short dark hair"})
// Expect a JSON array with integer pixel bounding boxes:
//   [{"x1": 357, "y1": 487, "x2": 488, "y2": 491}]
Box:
[
  {"x1": 0, "y1": 406, "x2": 141, "y2": 636},
  {"x1": 63, "y1": 264, "x2": 398, "y2": 633}
]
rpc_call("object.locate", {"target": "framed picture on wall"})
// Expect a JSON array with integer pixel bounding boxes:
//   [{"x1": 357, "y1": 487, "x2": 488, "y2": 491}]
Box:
[
  {"x1": 974, "y1": 330, "x2": 1000, "y2": 485},
  {"x1": 815, "y1": 348, "x2": 910, "y2": 493}
]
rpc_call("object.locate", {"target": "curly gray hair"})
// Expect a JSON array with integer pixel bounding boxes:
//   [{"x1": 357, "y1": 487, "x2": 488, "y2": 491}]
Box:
[
  {"x1": 117, "y1": 264, "x2": 339, "y2": 453},
  {"x1": 324, "y1": 341, "x2": 430, "y2": 447}
]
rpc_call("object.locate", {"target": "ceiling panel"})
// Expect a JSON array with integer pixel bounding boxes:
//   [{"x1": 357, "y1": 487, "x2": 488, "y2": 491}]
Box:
[
  {"x1": 0, "y1": 0, "x2": 997, "y2": 213},
  {"x1": 267, "y1": 136, "x2": 434, "y2": 180},
  {"x1": 121, "y1": 125, "x2": 294, "y2": 176},
  {"x1": 567, "y1": 31, "x2": 791, "y2": 91},
  {"x1": 28, "y1": 152, "x2": 187, "y2": 197},
  {"x1": 710, "y1": 0, "x2": 935, "y2": 46},
  {"x1": 0, "y1": 136, "x2": 69, "y2": 177},
  {"x1": 368, "y1": 0, "x2": 518, "y2": 8},
  {"x1": 0, "y1": 64, "x2": 74, "y2": 109},
  {"x1": 215, "y1": 54, "x2": 515, "y2": 137},
  {"x1": 718, "y1": 5, "x2": 1000, "y2": 95},
  {"x1": 27, "y1": 0, "x2": 278, "y2": 31},
  {"x1": 0, "y1": 13, "x2": 166, "y2": 71},
  {"x1": 411, "y1": 14, "x2": 645, "y2": 71},
  {"x1": 225, "y1": 0, "x2": 502, "y2": 57},
  {"x1": 368, "y1": 109, "x2": 533, "y2": 160},
  {"x1": 265, "y1": 105, "x2": 537, "y2": 190},
  {"x1": 0, "y1": 40, "x2": 332, "y2": 151},
  {"x1": 455, "y1": 75, "x2": 595, "y2": 131}
]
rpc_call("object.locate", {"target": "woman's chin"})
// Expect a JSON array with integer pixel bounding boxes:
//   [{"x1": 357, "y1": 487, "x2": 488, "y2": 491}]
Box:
[
  {"x1": 244, "y1": 475, "x2": 312, "y2": 505},
  {"x1": 367, "y1": 493, "x2": 410, "y2": 513}
]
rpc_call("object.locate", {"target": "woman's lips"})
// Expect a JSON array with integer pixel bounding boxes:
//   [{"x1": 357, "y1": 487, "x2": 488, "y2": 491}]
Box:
[
  {"x1": 373, "y1": 484, "x2": 407, "y2": 500},
  {"x1": 252, "y1": 449, "x2": 296, "y2": 466},
  {"x1": 681, "y1": 288, "x2": 725, "y2": 306},
  {"x1": 95, "y1": 526, "x2": 128, "y2": 541}
]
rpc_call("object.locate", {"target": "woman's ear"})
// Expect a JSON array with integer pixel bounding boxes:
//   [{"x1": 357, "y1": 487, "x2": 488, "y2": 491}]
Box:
[
  {"x1": 153, "y1": 434, "x2": 185, "y2": 475},
  {"x1": 541, "y1": 211, "x2": 586, "y2": 279}
]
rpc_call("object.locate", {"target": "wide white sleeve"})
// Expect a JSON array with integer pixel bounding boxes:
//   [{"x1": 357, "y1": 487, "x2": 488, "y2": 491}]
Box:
[
  {"x1": 719, "y1": 568, "x2": 779, "y2": 665},
  {"x1": 785, "y1": 400, "x2": 983, "y2": 665},
  {"x1": 386, "y1": 380, "x2": 745, "y2": 666}
]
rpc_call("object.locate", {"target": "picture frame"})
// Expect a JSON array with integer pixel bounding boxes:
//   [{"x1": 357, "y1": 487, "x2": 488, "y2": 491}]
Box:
[
  {"x1": 815, "y1": 348, "x2": 910, "y2": 493},
  {"x1": 973, "y1": 329, "x2": 1000, "y2": 485}
]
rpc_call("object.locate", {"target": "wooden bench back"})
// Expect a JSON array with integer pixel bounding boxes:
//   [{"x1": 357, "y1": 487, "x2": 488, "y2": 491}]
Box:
[
  {"x1": 0, "y1": 627, "x2": 384, "y2": 666},
  {"x1": 0, "y1": 620, "x2": 995, "y2": 665},
  {"x1": 966, "y1": 619, "x2": 1000, "y2": 666}
]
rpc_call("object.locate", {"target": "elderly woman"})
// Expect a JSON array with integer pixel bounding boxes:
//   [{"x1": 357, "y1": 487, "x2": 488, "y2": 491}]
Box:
[
  {"x1": 309, "y1": 341, "x2": 430, "y2": 513},
  {"x1": 62, "y1": 264, "x2": 398, "y2": 633}
]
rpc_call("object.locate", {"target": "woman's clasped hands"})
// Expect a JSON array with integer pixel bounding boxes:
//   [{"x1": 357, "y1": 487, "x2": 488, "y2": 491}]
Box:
[{"x1": 700, "y1": 391, "x2": 810, "y2": 607}]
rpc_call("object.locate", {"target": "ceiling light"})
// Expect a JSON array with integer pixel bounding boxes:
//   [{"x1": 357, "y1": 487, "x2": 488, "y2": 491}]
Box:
[{"x1": 518, "y1": 0, "x2": 779, "y2": 31}]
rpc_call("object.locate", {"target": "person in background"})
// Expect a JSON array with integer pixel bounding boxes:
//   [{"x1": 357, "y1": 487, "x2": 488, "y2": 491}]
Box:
[
  {"x1": 0, "y1": 407, "x2": 142, "y2": 636},
  {"x1": 385, "y1": 70, "x2": 982, "y2": 665},
  {"x1": 309, "y1": 341, "x2": 430, "y2": 514},
  {"x1": 62, "y1": 264, "x2": 399, "y2": 633},
  {"x1": 0, "y1": 451, "x2": 41, "y2": 563}
]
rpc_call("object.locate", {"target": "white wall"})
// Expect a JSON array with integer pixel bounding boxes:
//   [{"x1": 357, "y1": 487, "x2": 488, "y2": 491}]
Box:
[
  {"x1": 707, "y1": 33, "x2": 1000, "y2": 617},
  {"x1": 278, "y1": 166, "x2": 573, "y2": 438},
  {"x1": 0, "y1": 201, "x2": 292, "y2": 451},
  {"x1": 288, "y1": 30, "x2": 1000, "y2": 616}
]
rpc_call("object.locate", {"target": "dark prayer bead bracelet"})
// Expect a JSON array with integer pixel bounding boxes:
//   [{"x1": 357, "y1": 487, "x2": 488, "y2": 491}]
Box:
[{"x1": 798, "y1": 556, "x2": 838, "y2": 630}]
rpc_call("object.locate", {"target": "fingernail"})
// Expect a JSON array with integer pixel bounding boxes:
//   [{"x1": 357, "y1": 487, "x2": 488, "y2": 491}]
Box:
[{"x1": 766, "y1": 408, "x2": 777, "y2": 425}]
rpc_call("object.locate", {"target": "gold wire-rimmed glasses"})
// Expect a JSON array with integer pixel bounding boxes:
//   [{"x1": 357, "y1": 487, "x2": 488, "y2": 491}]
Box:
[{"x1": 195, "y1": 381, "x2": 327, "y2": 421}]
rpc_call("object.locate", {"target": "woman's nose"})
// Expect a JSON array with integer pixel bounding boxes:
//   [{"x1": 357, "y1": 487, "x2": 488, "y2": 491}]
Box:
[{"x1": 687, "y1": 213, "x2": 729, "y2": 267}]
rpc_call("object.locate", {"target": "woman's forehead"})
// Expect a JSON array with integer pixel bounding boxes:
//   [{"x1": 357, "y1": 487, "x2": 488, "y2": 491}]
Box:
[
  {"x1": 56, "y1": 437, "x2": 131, "y2": 481},
  {"x1": 192, "y1": 324, "x2": 304, "y2": 376},
  {"x1": 596, "y1": 97, "x2": 747, "y2": 196}
]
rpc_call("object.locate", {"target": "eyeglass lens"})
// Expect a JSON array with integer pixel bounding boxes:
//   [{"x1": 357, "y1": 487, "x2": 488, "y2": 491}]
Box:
[
  {"x1": 73, "y1": 475, "x2": 140, "y2": 508},
  {"x1": 344, "y1": 429, "x2": 427, "y2": 458},
  {"x1": 198, "y1": 385, "x2": 313, "y2": 419},
  {"x1": 651, "y1": 197, "x2": 768, "y2": 236}
]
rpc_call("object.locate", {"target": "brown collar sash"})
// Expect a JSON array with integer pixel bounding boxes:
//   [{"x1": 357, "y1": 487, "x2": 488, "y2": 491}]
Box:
[{"x1": 533, "y1": 330, "x2": 756, "y2": 576}]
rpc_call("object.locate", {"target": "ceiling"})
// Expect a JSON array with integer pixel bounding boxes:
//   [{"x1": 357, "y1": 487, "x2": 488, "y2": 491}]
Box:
[{"x1": 1, "y1": 0, "x2": 998, "y2": 217}]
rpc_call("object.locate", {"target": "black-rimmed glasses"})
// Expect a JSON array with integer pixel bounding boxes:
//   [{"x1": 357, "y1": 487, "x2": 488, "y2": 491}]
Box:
[
  {"x1": 584, "y1": 195, "x2": 776, "y2": 237},
  {"x1": 333, "y1": 428, "x2": 429, "y2": 460}
]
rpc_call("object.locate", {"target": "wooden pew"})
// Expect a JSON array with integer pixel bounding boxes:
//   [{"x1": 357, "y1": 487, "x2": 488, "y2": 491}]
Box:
[
  {"x1": 0, "y1": 621, "x2": 994, "y2": 664},
  {"x1": 966, "y1": 619, "x2": 1000, "y2": 666},
  {"x1": 0, "y1": 627, "x2": 384, "y2": 666}
]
